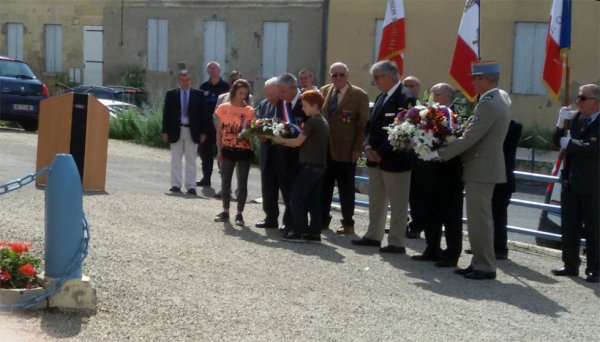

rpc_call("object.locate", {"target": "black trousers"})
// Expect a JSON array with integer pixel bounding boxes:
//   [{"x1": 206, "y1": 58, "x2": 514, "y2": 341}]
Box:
[
  {"x1": 492, "y1": 183, "x2": 512, "y2": 255},
  {"x1": 260, "y1": 145, "x2": 283, "y2": 224},
  {"x1": 198, "y1": 129, "x2": 216, "y2": 180},
  {"x1": 413, "y1": 158, "x2": 463, "y2": 261},
  {"x1": 279, "y1": 147, "x2": 300, "y2": 227},
  {"x1": 291, "y1": 163, "x2": 325, "y2": 235},
  {"x1": 561, "y1": 186, "x2": 599, "y2": 274},
  {"x1": 321, "y1": 158, "x2": 356, "y2": 228}
]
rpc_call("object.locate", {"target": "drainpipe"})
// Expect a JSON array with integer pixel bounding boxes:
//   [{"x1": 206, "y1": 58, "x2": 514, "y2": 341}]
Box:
[{"x1": 320, "y1": 0, "x2": 330, "y2": 84}]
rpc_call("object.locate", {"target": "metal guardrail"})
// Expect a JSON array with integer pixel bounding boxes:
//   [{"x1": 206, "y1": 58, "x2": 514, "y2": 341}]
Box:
[{"x1": 335, "y1": 169, "x2": 572, "y2": 243}]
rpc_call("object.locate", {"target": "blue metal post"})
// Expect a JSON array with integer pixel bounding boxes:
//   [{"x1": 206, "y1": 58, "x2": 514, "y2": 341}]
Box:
[{"x1": 45, "y1": 154, "x2": 83, "y2": 279}]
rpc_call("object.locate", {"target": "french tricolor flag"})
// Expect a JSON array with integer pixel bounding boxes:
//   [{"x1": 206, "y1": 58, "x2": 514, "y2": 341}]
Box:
[
  {"x1": 542, "y1": 0, "x2": 571, "y2": 100},
  {"x1": 449, "y1": 0, "x2": 480, "y2": 102},
  {"x1": 377, "y1": 0, "x2": 405, "y2": 75}
]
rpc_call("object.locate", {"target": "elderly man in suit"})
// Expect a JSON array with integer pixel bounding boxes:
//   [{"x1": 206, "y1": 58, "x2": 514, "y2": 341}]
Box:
[
  {"x1": 351, "y1": 60, "x2": 416, "y2": 253},
  {"x1": 551, "y1": 84, "x2": 600, "y2": 283},
  {"x1": 254, "y1": 77, "x2": 283, "y2": 229},
  {"x1": 277, "y1": 73, "x2": 308, "y2": 235},
  {"x1": 161, "y1": 69, "x2": 207, "y2": 195},
  {"x1": 320, "y1": 62, "x2": 369, "y2": 234},
  {"x1": 410, "y1": 83, "x2": 464, "y2": 267},
  {"x1": 434, "y1": 61, "x2": 510, "y2": 280}
]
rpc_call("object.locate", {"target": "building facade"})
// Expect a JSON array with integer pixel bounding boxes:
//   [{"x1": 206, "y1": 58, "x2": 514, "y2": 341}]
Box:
[{"x1": 325, "y1": 0, "x2": 600, "y2": 129}]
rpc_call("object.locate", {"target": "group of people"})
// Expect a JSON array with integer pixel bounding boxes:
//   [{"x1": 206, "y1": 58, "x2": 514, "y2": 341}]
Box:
[{"x1": 161, "y1": 60, "x2": 599, "y2": 283}]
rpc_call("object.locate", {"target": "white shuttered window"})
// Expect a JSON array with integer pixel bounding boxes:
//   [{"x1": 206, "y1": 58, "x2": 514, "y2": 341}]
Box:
[
  {"x1": 7, "y1": 23, "x2": 24, "y2": 60},
  {"x1": 262, "y1": 22, "x2": 288, "y2": 78},
  {"x1": 45, "y1": 24, "x2": 62, "y2": 73},
  {"x1": 512, "y1": 22, "x2": 547, "y2": 95},
  {"x1": 148, "y1": 19, "x2": 169, "y2": 72},
  {"x1": 203, "y1": 21, "x2": 226, "y2": 81}
]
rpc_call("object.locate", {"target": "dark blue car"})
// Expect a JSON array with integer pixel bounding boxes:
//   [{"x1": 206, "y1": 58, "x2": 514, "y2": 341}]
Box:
[{"x1": 0, "y1": 56, "x2": 49, "y2": 131}]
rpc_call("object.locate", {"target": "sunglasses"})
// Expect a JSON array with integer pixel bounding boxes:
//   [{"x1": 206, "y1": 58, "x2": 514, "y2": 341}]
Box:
[
  {"x1": 330, "y1": 73, "x2": 347, "y2": 79},
  {"x1": 577, "y1": 95, "x2": 598, "y2": 102}
]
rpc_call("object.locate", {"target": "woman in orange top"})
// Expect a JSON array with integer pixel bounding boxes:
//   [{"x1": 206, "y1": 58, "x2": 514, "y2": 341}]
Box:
[{"x1": 213, "y1": 79, "x2": 256, "y2": 226}]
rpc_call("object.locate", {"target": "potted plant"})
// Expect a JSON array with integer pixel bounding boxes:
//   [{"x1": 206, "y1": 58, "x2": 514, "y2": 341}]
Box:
[{"x1": 0, "y1": 240, "x2": 45, "y2": 309}]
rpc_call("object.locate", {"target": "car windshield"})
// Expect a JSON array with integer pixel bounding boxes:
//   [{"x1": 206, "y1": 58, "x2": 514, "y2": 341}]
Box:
[{"x1": 0, "y1": 59, "x2": 37, "y2": 79}]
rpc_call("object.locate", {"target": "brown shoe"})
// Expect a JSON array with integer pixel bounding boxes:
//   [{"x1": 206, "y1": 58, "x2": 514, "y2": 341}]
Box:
[{"x1": 336, "y1": 226, "x2": 355, "y2": 235}]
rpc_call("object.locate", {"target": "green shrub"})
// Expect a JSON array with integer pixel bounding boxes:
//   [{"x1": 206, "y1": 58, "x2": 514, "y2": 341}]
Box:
[
  {"x1": 519, "y1": 126, "x2": 557, "y2": 151},
  {"x1": 109, "y1": 109, "x2": 141, "y2": 140},
  {"x1": 135, "y1": 101, "x2": 168, "y2": 148},
  {"x1": 121, "y1": 66, "x2": 146, "y2": 89}
]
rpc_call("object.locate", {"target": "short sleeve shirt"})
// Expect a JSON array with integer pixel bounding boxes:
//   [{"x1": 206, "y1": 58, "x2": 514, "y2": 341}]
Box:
[
  {"x1": 215, "y1": 103, "x2": 256, "y2": 150},
  {"x1": 299, "y1": 114, "x2": 329, "y2": 166}
]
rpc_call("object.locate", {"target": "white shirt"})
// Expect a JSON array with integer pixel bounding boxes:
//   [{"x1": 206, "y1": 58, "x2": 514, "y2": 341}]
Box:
[{"x1": 382, "y1": 81, "x2": 402, "y2": 106}]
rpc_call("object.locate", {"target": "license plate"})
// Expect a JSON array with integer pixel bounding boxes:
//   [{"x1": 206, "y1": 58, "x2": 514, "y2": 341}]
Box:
[{"x1": 13, "y1": 104, "x2": 34, "y2": 111}]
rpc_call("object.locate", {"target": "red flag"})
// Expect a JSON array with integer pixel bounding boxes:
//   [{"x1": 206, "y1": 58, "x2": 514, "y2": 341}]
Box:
[
  {"x1": 542, "y1": 0, "x2": 571, "y2": 100},
  {"x1": 449, "y1": 0, "x2": 480, "y2": 102},
  {"x1": 377, "y1": 0, "x2": 405, "y2": 75}
]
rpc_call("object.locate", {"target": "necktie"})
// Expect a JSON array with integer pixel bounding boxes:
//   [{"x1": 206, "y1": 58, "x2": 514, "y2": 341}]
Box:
[
  {"x1": 286, "y1": 102, "x2": 293, "y2": 123},
  {"x1": 582, "y1": 116, "x2": 591, "y2": 126},
  {"x1": 182, "y1": 91, "x2": 189, "y2": 121},
  {"x1": 374, "y1": 92, "x2": 387, "y2": 115},
  {"x1": 327, "y1": 90, "x2": 339, "y2": 114}
]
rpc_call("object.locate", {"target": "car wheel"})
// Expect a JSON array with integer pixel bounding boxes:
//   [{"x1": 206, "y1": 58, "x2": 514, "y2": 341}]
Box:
[{"x1": 19, "y1": 119, "x2": 39, "y2": 132}]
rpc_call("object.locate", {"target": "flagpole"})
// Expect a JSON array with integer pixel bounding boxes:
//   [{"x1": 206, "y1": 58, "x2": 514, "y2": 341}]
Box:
[
  {"x1": 477, "y1": 0, "x2": 481, "y2": 61},
  {"x1": 563, "y1": 53, "x2": 570, "y2": 106}
]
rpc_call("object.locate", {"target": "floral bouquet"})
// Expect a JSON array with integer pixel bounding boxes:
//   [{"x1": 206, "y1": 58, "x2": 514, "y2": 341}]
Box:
[
  {"x1": 272, "y1": 122, "x2": 301, "y2": 138},
  {"x1": 385, "y1": 104, "x2": 464, "y2": 160},
  {"x1": 0, "y1": 241, "x2": 42, "y2": 289},
  {"x1": 239, "y1": 118, "x2": 278, "y2": 138}
]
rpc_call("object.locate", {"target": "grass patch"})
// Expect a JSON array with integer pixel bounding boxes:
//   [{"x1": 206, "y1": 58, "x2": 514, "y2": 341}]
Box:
[{"x1": 518, "y1": 126, "x2": 557, "y2": 151}]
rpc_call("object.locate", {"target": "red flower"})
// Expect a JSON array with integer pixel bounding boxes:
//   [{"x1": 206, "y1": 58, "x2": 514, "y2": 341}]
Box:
[
  {"x1": 0, "y1": 269, "x2": 11, "y2": 281},
  {"x1": 18, "y1": 263, "x2": 36, "y2": 277},
  {"x1": 8, "y1": 241, "x2": 30, "y2": 254}
]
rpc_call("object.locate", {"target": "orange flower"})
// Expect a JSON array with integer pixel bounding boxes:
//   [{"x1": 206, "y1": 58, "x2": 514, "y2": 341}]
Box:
[{"x1": 18, "y1": 263, "x2": 36, "y2": 277}]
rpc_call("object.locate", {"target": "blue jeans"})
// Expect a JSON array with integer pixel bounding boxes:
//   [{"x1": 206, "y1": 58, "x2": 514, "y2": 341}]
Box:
[{"x1": 290, "y1": 163, "x2": 325, "y2": 235}]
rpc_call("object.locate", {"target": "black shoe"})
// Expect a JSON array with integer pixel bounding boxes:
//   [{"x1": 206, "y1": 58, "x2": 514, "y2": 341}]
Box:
[
  {"x1": 464, "y1": 270, "x2": 497, "y2": 280},
  {"x1": 411, "y1": 253, "x2": 440, "y2": 262},
  {"x1": 169, "y1": 186, "x2": 181, "y2": 192},
  {"x1": 281, "y1": 232, "x2": 306, "y2": 243},
  {"x1": 351, "y1": 237, "x2": 381, "y2": 247},
  {"x1": 464, "y1": 249, "x2": 473, "y2": 254},
  {"x1": 379, "y1": 245, "x2": 406, "y2": 254},
  {"x1": 495, "y1": 253, "x2": 508, "y2": 260},
  {"x1": 551, "y1": 267, "x2": 579, "y2": 277},
  {"x1": 454, "y1": 266, "x2": 474, "y2": 275},
  {"x1": 435, "y1": 260, "x2": 458, "y2": 268},
  {"x1": 214, "y1": 212, "x2": 229, "y2": 222},
  {"x1": 186, "y1": 188, "x2": 197, "y2": 195},
  {"x1": 255, "y1": 220, "x2": 278, "y2": 229},
  {"x1": 303, "y1": 233, "x2": 322, "y2": 244},
  {"x1": 197, "y1": 178, "x2": 211, "y2": 187},
  {"x1": 586, "y1": 273, "x2": 599, "y2": 283},
  {"x1": 235, "y1": 213, "x2": 245, "y2": 226},
  {"x1": 405, "y1": 230, "x2": 421, "y2": 239}
]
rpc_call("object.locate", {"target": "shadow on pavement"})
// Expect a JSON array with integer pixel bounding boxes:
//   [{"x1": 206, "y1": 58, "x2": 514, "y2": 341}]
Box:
[
  {"x1": 379, "y1": 253, "x2": 569, "y2": 318},
  {"x1": 220, "y1": 222, "x2": 346, "y2": 264}
]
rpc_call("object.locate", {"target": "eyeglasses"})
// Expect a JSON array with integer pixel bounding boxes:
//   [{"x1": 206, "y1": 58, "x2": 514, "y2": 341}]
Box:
[
  {"x1": 577, "y1": 95, "x2": 598, "y2": 102},
  {"x1": 330, "y1": 73, "x2": 346, "y2": 79}
]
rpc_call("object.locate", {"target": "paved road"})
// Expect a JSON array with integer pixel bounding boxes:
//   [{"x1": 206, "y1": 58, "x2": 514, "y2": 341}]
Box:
[{"x1": 1, "y1": 128, "x2": 597, "y2": 342}]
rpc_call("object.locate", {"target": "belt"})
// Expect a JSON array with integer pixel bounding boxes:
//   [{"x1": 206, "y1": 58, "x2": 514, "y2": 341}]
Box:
[{"x1": 181, "y1": 124, "x2": 190, "y2": 127}]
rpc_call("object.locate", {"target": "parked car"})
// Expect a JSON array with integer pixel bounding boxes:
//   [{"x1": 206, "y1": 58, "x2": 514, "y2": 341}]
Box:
[
  {"x1": 66, "y1": 85, "x2": 147, "y2": 107},
  {"x1": 0, "y1": 56, "x2": 49, "y2": 131},
  {"x1": 96, "y1": 98, "x2": 143, "y2": 120}
]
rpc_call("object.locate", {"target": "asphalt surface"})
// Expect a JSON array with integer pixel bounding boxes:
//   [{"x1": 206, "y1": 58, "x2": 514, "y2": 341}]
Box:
[{"x1": 1, "y1": 128, "x2": 598, "y2": 341}]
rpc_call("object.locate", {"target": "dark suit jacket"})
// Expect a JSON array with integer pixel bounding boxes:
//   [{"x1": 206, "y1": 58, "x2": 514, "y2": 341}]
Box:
[
  {"x1": 162, "y1": 88, "x2": 206, "y2": 144},
  {"x1": 255, "y1": 98, "x2": 282, "y2": 172},
  {"x1": 366, "y1": 83, "x2": 416, "y2": 172},
  {"x1": 500, "y1": 120, "x2": 523, "y2": 193},
  {"x1": 553, "y1": 113, "x2": 600, "y2": 196},
  {"x1": 321, "y1": 82, "x2": 370, "y2": 162}
]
